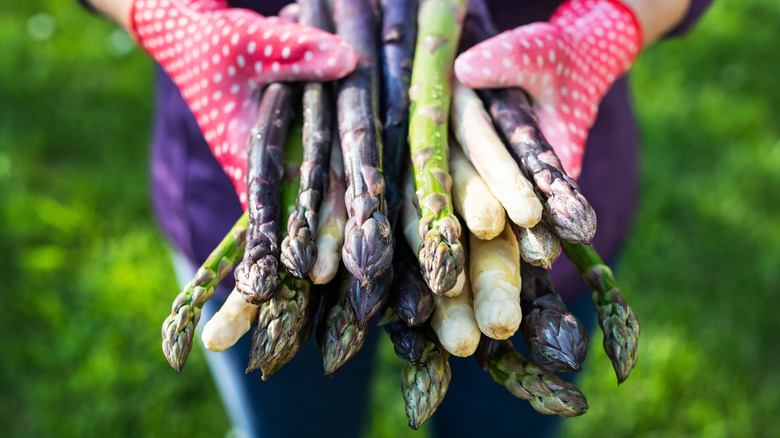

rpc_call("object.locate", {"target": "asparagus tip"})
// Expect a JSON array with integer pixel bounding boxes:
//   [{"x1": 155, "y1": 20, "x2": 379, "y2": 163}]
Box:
[
  {"x1": 342, "y1": 213, "x2": 394, "y2": 284},
  {"x1": 419, "y1": 230, "x2": 464, "y2": 295},
  {"x1": 235, "y1": 255, "x2": 282, "y2": 304},
  {"x1": 280, "y1": 225, "x2": 318, "y2": 278},
  {"x1": 546, "y1": 189, "x2": 597, "y2": 245}
]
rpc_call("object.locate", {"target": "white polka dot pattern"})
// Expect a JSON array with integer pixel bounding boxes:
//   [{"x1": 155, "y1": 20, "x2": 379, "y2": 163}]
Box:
[
  {"x1": 454, "y1": 0, "x2": 641, "y2": 179},
  {"x1": 129, "y1": 0, "x2": 357, "y2": 208}
]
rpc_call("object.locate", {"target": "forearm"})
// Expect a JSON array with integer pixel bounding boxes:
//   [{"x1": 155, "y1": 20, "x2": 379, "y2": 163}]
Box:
[
  {"x1": 621, "y1": 0, "x2": 691, "y2": 46},
  {"x1": 84, "y1": 0, "x2": 133, "y2": 28}
]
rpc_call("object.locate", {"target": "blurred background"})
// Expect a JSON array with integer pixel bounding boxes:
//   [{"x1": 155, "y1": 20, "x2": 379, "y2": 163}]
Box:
[{"x1": 2, "y1": 0, "x2": 779, "y2": 437}]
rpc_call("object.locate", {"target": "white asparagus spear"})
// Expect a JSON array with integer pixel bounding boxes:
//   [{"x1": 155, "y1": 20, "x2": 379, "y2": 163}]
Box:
[
  {"x1": 310, "y1": 137, "x2": 347, "y2": 285},
  {"x1": 514, "y1": 221, "x2": 561, "y2": 268},
  {"x1": 470, "y1": 225, "x2": 523, "y2": 340},
  {"x1": 449, "y1": 139, "x2": 505, "y2": 240},
  {"x1": 201, "y1": 288, "x2": 259, "y2": 352},
  {"x1": 430, "y1": 264, "x2": 481, "y2": 357},
  {"x1": 450, "y1": 80, "x2": 542, "y2": 228},
  {"x1": 402, "y1": 168, "x2": 465, "y2": 297}
]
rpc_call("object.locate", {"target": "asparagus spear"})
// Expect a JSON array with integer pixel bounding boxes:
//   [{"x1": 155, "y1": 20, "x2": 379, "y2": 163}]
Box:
[
  {"x1": 461, "y1": 1, "x2": 597, "y2": 245},
  {"x1": 470, "y1": 226, "x2": 523, "y2": 340},
  {"x1": 235, "y1": 83, "x2": 296, "y2": 304},
  {"x1": 489, "y1": 341, "x2": 589, "y2": 417},
  {"x1": 161, "y1": 213, "x2": 248, "y2": 371},
  {"x1": 521, "y1": 261, "x2": 589, "y2": 373},
  {"x1": 450, "y1": 80, "x2": 542, "y2": 229},
  {"x1": 407, "y1": 0, "x2": 468, "y2": 296},
  {"x1": 379, "y1": 0, "x2": 418, "y2": 226},
  {"x1": 514, "y1": 220, "x2": 561, "y2": 269},
  {"x1": 346, "y1": 263, "x2": 395, "y2": 329},
  {"x1": 402, "y1": 339, "x2": 451, "y2": 429},
  {"x1": 449, "y1": 139, "x2": 505, "y2": 241},
  {"x1": 201, "y1": 117, "x2": 305, "y2": 354},
  {"x1": 246, "y1": 273, "x2": 319, "y2": 380},
  {"x1": 334, "y1": 0, "x2": 394, "y2": 286},
  {"x1": 316, "y1": 274, "x2": 368, "y2": 377},
  {"x1": 280, "y1": 0, "x2": 333, "y2": 279},
  {"x1": 310, "y1": 137, "x2": 347, "y2": 285},
  {"x1": 474, "y1": 334, "x2": 500, "y2": 372},
  {"x1": 380, "y1": 309, "x2": 427, "y2": 363},
  {"x1": 390, "y1": 240, "x2": 434, "y2": 327},
  {"x1": 430, "y1": 271, "x2": 481, "y2": 358},
  {"x1": 562, "y1": 242, "x2": 640, "y2": 384}
]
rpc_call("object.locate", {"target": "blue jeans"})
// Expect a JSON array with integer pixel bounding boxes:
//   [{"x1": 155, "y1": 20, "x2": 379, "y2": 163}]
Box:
[{"x1": 174, "y1": 253, "x2": 597, "y2": 438}]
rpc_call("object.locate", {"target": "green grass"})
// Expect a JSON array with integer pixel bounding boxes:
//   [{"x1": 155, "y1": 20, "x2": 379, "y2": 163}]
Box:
[{"x1": 2, "y1": 1, "x2": 780, "y2": 437}]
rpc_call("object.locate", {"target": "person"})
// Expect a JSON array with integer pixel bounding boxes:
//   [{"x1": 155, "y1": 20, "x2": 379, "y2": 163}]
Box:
[{"x1": 78, "y1": 0, "x2": 712, "y2": 437}]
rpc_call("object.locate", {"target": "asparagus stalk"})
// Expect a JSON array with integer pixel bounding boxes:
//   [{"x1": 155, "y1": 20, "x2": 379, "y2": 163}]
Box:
[
  {"x1": 489, "y1": 341, "x2": 589, "y2": 417},
  {"x1": 334, "y1": 0, "x2": 394, "y2": 286},
  {"x1": 201, "y1": 117, "x2": 305, "y2": 354},
  {"x1": 161, "y1": 213, "x2": 249, "y2": 371},
  {"x1": 461, "y1": 2, "x2": 597, "y2": 245},
  {"x1": 380, "y1": 310, "x2": 427, "y2": 363},
  {"x1": 390, "y1": 240, "x2": 434, "y2": 327},
  {"x1": 402, "y1": 339, "x2": 451, "y2": 430},
  {"x1": 407, "y1": 0, "x2": 468, "y2": 296},
  {"x1": 449, "y1": 139, "x2": 505, "y2": 240},
  {"x1": 450, "y1": 80, "x2": 543, "y2": 229},
  {"x1": 521, "y1": 261, "x2": 589, "y2": 373},
  {"x1": 235, "y1": 83, "x2": 296, "y2": 304},
  {"x1": 470, "y1": 226, "x2": 523, "y2": 340},
  {"x1": 379, "y1": 0, "x2": 418, "y2": 226},
  {"x1": 246, "y1": 273, "x2": 319, "y2": 380},
  {"x1": 430, "y1": 273, "x2": 481, "y2": 357},
  {"x1": 280, "y1": 0, "x2": 333, "y2": 279},
  {"x1": 310, "y1": 137, "x2": 347, "y2": 285},
  {"x1": 562, "y1": 242, "x2": 640, "y2": 384},
  {"x1": 316, "y1": 274, "x2": 368, "y2": 377},
  {"x1": 514, "y1": 220, "x2": 561, "y2": 269}
]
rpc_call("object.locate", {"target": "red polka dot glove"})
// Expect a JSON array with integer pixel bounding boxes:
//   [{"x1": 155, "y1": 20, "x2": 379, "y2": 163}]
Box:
[
  {"x1": 129, "y1": 0, "x2": 357, "y2": 208},
  {"x1": 454, "y1": 0, "x2": 642, "y2": 179}
]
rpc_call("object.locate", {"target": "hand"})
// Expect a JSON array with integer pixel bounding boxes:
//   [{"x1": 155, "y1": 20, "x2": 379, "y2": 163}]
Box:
[
  {"x1": 129, "y1": 0, "x2": 357, "y2": 208},
  {"x1": 455, "y1": 0, "x2": 642, "y2": 179}
]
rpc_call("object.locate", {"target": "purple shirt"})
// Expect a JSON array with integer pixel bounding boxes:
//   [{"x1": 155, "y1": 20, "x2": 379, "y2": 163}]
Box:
[{"x1": 150, "y1": 0, "x2": 712, "y2": 300}]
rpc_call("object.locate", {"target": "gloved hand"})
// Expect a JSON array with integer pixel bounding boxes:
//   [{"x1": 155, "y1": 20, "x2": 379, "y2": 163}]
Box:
[
  {"x1": 129, "y1": 0, "x2": 356, "y2": 208},
  {"x1": 455, "y1": 0, "x2": 642, "y2": 179}
]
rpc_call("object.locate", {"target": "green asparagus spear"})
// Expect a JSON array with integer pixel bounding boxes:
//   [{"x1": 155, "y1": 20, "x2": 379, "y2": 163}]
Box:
[
  {"x1": 408, "y1": 0, "x2": 468, "y2": 295},
  {"x1": 562, "y1": 242, "x2": 639, "y2": 384},
  {"x1": 489, "y1": 341, "x2": 589, "y2": 417},
  {"x1": 161, "y1": 212, "x2": 249, "y2": 372},
  {"x1": 281, "y1": 0, "x2": 333, "y2": 279},
  {"x1": 401, "y1": 339, "x2": 451, "y2": 429}
]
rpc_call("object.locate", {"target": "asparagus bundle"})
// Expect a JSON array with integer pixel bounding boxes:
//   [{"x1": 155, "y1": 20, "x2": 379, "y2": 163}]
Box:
[
  {"x1": 489, "y1": 341, "x2": 589, "y2": 417},
  {"x1": 407, "y1": 0, "x2": 468, "y2": 296},
  {"x1": 334, "y1": 0, "x2": 394, "y2": 286},
  {"x1": 316, "y1": 274, "x2": 369, "y2": 376},
  {"x1": 450, "y1": 80, "x2": 542, "y2": 229},
  {"x1": 514, "y1": 220, "x2": 561, "y2": 269},
  {"x1": 235, "y1": 83, "x2": 296, "y2": 304},
  {"x1": 161, "y1": 213, "x2": 249, "y2": 371},
  {"x1": 281, "y1": 0, "x2": 333, "y2": 279},
  {"x1": 401, "y1": 339, "x2": 452, "y2": 429},
  {"x1": 460, "y1": 1, "x2": 597, "y2": 245},
  {"x1": 470, "y1": 226, "x2": 523, "y2": 340},
  {"x1": 562, "y1": 242, "x2": 640, "y2": 384},
  {"x1": 449, "y1": 140, "x2": 505, "y2": 241},
  {"x1": 309, "y1": 137, "x2": 347, "y2": 285},
  {"x1": 521, "y1": 262, "x2": 589, "y2": 373},
  {"x1": 379, "y1": 0, "x2": 418, "y2": 226}
]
